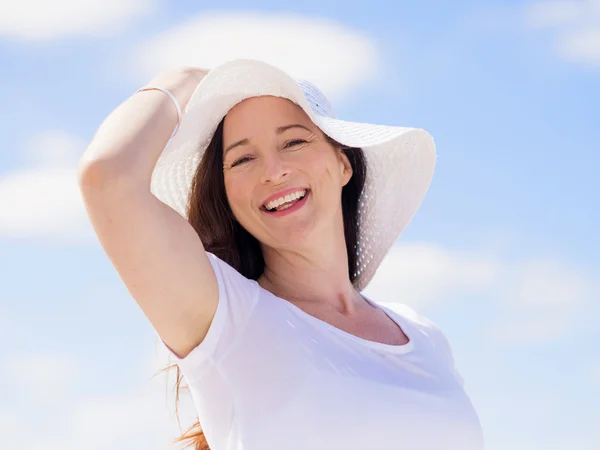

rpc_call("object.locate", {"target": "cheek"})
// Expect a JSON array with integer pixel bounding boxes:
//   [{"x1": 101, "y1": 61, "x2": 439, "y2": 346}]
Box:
[
  {"x1": 310, "y1": 157, "x2": 339, "y2": 184},
  {"x1": 302, "y1": 151, "x2": 331, "y2": 176},
  {"x1": 224, "y1": 175, "x2": 254, "y2": 215},
  {"x1": 224, "y1": 177, "x2": 243, "y2": 212}
]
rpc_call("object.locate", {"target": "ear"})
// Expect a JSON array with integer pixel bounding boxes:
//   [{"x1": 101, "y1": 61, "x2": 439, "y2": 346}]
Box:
[{"x1": 338, "y1": 148, "x2": 353, "y2": 187}]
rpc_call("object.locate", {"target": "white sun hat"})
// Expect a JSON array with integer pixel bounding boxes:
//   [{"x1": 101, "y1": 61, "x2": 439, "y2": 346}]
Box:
[{"x1": 150, "y1": 59, "x2": 436, "y2": 291}]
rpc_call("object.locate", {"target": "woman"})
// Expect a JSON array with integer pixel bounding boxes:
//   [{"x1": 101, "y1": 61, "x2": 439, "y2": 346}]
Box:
[{"x1": 78, "y1": 59, "x2": 483, "y2": 450}]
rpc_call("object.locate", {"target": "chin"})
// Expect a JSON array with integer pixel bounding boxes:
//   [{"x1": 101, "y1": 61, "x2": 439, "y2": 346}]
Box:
[{"x1": 260, "y1": 217, "x2": 318, "y2": 250}]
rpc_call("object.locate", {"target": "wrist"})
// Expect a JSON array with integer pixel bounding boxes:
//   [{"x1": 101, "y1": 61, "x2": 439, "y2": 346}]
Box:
[
  {"x1": 135, "y1": 87, "x2": 182, "y2": 139},
  {"x1": 146, "y1": 68, "x2": 208, "y2": 111}
]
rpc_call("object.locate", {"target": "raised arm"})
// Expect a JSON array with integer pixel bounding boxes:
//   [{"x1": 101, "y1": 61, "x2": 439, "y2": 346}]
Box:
[{"x1": 78, "y1": 68, "x2": 217, "y2": 358}]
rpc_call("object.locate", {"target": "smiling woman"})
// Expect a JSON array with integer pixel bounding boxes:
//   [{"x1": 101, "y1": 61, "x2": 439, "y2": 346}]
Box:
[
  {"x1": 78, "y1": 59, "x2": 483, "y2": 450},
  {"x1": 187, "y1": 107, "x2": 366, "y2": 284}
]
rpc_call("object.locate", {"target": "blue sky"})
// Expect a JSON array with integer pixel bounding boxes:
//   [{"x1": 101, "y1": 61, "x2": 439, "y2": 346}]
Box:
[{"x1": 1, "y1": 1, "x2": 599, "y2": 449}]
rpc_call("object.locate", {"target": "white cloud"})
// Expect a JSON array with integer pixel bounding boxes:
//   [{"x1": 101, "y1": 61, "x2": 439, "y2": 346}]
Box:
[
  {"x1": 23, "y1": 130, "x2": 85, "y2": 168},
  {"x1": 0, "y1": 348, "x2": 197, "y2": 450},
  {"x1": 365, "y1": 242, "x2": 597, "y2": 343},
  {"x1": 507, "y1": 258, "x2": 593, "y2": 309},
  {"x1": 0, "y1": 168, "x2": 91, "y2": 241},
  {"x1": 128, "y1": 11, "x2": 379, "y2": 101},
  {"x1": 53, "y1": 390, "x2": 173, "y2": 450},
  {"x1": 364, "y1": 242, "x2": 501, "y2": 308},
  {"x1": 7, "y1": 354, "x2": 79, "y2": 404},
  {"x1": 524, "y1": 0, "x2": 600, "y2": 66},
  {"x1": 558, "y1": 28, "x2": 600, "y2": 64},
  {"x1": 524, "y1": 1, "x2": 588, "y2": 28},
  {"x1": 492, "y1": 257, "x2": 597, "y2": 343},
  {"x1": 0, "y1": 409, "x2": 27, "y2": 450},
  {"x1": 0, "y1": 130, "x2": 94, "y2": 242},
  {"x1": 0, "y1": 0, "x2": 155, "y2": 41}
]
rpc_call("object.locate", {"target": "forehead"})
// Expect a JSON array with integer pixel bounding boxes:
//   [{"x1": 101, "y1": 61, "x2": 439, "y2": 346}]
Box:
[{"x1": 222, "y1": 96, "x2": 313, "y2": 142}]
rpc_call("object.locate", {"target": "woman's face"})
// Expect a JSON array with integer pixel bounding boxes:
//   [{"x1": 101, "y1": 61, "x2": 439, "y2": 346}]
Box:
[{"x1": 222, "y1": 96, "x2": 352, "y2": 249}]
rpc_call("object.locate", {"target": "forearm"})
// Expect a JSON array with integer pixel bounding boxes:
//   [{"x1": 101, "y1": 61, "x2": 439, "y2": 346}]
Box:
[{"x1": 78, "y1": 68, "x2": 206, "y2": 188}]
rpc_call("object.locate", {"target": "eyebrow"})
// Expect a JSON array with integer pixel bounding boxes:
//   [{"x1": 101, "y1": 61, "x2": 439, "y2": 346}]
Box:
[{"x1": 223, "y1": 124, "x2": 312, "y2": 155}]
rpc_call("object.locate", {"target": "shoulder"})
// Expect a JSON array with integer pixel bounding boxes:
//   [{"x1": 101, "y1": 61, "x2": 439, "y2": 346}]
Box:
[
  {"x1": 376, "y1": 301, "x2": 464, "y2": 383},
  {"x1": 376, "y1": 301, "x2": 456, "y2": 356}
]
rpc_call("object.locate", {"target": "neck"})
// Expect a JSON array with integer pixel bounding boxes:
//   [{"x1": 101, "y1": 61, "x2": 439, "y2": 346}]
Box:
[{"x1": 257, "y1": 215, "x2": 363, "y2": 316}]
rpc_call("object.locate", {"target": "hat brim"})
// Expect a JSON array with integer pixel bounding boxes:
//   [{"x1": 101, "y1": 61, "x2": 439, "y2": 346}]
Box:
[{"x1": 151, "y1": 59, "x2": 436, "y2": 291}]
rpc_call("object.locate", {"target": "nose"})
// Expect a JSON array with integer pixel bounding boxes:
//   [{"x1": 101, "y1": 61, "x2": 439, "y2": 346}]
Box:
[{"x1": 260, "y1": 152, "x2": 290, "y2": 184}]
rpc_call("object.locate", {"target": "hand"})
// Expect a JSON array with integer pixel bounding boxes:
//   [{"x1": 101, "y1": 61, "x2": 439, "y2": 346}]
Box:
[{"x1": 143, "y1": 67, "x2": 210, "y2": 113}]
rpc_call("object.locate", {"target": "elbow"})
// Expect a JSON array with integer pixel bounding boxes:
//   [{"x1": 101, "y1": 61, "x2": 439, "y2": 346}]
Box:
[
  {"x1": 77, "y1": 145, "x2": 151, "y2": 193},
  {"x1": 77, "y1": 157, "x2": 111, "y2": 191},
  {"x1": 77, "y1": 159, "x2": 151, "y2": 197},
  {"x1": 77, "y1": 157, "x2": 136, "y2": 195}
]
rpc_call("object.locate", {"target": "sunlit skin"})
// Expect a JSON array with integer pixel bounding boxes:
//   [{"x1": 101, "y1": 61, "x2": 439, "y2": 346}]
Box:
[{"x1": 221, "y1": 96, "x2": 369, "y2": 316}]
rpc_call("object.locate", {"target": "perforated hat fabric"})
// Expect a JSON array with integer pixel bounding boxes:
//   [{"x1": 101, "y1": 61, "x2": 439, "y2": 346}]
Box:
[{"x1": 150, "y1": 59, "x2": 437, "y2": 291}]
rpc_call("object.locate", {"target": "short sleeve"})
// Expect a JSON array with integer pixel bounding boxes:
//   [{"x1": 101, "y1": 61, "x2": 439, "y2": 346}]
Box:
[{"x1": 160, "y1": 252, "x2": 260, "y2": 380}]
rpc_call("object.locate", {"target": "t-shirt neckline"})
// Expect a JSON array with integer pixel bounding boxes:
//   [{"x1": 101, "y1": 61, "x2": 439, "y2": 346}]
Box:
[{"x1": 265, "y1": 289, "x2": 415, "y2": 355}]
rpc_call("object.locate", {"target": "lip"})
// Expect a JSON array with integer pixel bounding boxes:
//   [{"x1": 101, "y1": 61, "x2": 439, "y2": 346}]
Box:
[
  {"x1": 261, "y1": 190, "x2": 310, "y2": 217},
  {"x1": 261, "y1": 187, "x2": 309, "y2": 209}
]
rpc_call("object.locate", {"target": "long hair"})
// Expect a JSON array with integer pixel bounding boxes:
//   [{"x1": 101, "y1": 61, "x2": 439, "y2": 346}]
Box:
[{"x1": 167, "y1": 118, "x2": 367, "y2": 449}]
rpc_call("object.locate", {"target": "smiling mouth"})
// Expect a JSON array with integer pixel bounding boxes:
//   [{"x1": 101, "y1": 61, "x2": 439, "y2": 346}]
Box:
[{"x1": 261, "y1": 189, "x2": 308, "y2": 212}]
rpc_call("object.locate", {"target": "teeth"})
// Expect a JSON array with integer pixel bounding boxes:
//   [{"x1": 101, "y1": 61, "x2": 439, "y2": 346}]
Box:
[{"x1": 265, "y1": 189, "x2": 306, "y2": 211}]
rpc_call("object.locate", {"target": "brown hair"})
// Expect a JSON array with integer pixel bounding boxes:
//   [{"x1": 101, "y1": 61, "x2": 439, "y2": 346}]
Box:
[{"x1": 167, "y1": 118, "x2": 367, "y2": 449}]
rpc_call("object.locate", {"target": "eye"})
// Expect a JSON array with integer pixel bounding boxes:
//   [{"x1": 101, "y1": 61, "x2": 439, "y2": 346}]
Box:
[
  {"x1": 284, "y1": 139, "x2": 307, "y2": 148},
  {"x1": 231, "y1": 156, "x2": 253, "y2": 167}
]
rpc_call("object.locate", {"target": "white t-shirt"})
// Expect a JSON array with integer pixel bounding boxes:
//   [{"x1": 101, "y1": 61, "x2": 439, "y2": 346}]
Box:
[{"x1": 165, "y1": 253, "x2": 484, "y2": 450}]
